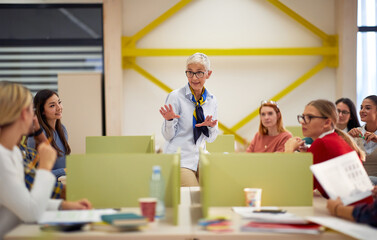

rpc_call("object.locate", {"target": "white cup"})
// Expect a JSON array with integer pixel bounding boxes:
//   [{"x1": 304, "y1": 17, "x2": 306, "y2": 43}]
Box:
[{"x1": 244, "y1": 188, "x2": 262, "y2": 208}]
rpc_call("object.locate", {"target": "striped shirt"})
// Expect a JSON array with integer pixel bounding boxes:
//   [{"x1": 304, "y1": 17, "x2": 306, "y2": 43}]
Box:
[{"x1": 19, "y1": 143, "x2": 63, "y2": 199}]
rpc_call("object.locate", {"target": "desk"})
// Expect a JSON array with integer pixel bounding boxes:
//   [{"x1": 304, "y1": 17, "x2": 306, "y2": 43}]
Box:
[
  {"x1": 193, "y1": 195, "x2": 353, "y2": 240},
  {"x1": 4, "y1": 189, "x2": 355, "y2": 240}
]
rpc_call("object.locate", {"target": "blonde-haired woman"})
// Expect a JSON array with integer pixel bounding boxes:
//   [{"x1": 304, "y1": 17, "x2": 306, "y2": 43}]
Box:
[
  {"x1": 0, "y1": 82, "x2": 91, "y2": 238},
  {"x1": 246, "y1": 101, "x2": 292, "y2": 152},
  {"x1": 285, "y1": 99, "x2": 365, "y2": 198}
]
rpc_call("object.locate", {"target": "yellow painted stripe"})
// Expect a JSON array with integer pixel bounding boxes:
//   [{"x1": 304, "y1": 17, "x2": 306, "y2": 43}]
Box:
[
  {"x1": 231, "y1": 60, "x2": 327, "y2": 132},
  {"x1": 218, "y1": 122, "x2": 246, "y2": 144},
  {"x1": 130, "y1": 63, "x2": 173, "y2": 93},
  {"x1": 122, "y1": 47, "x2": 337, "y2": 57},
  {"x1": 266, "y1": 0, "x2": 329, "y2": 42},
  {"x1": 129, "y1": 0, "x2": 192, "y2": 44}
]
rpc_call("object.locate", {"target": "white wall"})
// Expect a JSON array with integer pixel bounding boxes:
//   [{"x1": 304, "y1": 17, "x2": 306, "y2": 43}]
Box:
[{"x1": 122, "y1": 0, "x2": 337, "y2": 150}]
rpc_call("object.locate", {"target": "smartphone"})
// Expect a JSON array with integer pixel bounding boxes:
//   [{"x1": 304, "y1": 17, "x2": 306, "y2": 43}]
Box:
[
  {"x1": 252, "y1": 209, "x2": 286, "y2": 214},
  {"x1": 40, "y1": 223, "x2": 87, "y2": 232}
]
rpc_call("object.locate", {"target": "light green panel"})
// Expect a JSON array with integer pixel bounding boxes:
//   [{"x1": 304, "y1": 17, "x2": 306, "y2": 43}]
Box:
[
  {"x1": 286, "y1": 126, "x2": 304, "y2": 138},
  {"x1": 200, "y1": 153, "x2": 313, "y2": 217},
  {"x1": 86, "y1": 135, "x2": 155, "y2": 154},
  {"x1": 206, "y1": 134, "x2": 235, "y2": 153},
  {"x1": 66, "y1": 153, "x2": 180, "y2": 224}
]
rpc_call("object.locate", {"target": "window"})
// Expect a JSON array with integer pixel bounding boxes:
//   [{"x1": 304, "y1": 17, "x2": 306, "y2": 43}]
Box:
[
  {"x1": 0, "y1": 4, "x2": 103, "y2": 95},
  {"x1": 357, "y1": 0, "x2": 377, "y2": 107}
]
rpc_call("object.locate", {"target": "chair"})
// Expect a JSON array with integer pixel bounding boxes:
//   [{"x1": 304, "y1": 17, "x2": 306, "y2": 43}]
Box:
[
  {"x1": 206, "y1": 134, "x2": 235, "y2": 153},
  {"x1": 199, "y1": 152, "x2": 313, "y2": 217},
  {"x1": 86, "y1": 135, "x2": 155, "y2": 153},
  {"x1": 286, "y1": 126, "x2": 304, "y2": 138}
]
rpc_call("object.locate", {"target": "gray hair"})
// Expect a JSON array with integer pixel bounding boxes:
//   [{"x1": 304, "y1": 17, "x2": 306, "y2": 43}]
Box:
[{"x1": 186, "y1": 53, "x2": 211, "y2": 71}]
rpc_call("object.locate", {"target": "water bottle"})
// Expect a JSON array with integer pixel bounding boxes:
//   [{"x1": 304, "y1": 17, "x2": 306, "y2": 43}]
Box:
[{"x1": 149, "y1": 165, "x2": 165, "y2": 219}]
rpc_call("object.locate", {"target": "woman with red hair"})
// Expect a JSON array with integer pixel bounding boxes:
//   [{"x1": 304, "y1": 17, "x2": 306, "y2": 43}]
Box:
[{"x1": 246, "y1": 101, "x2": 292, "y2": 152}]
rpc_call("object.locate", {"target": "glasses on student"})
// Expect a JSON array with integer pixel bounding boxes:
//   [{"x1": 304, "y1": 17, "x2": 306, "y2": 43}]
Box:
[
  {"x1": 297, "y1": 114, "x2": 328, "y2": 124},
  {"x1": 337, "y1": 109, "x2": 350, "y2": 115},
  {"x1": 261, "y1": 100, "x2": 279, "y2": 108},
  {"x1": 185, "y1": 71, "x2": 205, "y2": 78}
]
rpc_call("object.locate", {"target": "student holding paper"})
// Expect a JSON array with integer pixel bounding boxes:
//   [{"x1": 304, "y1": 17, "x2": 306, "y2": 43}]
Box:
[
  {"x1": 327, "y1": 186, "x2": 377, "y2": 227},
  {"x1": 285, "y1": 99, "x2": 365, "y2": 198},
  {"x1": 246, "y1": 100, "x2": 292, "y2": 152},
  {"x1": 0, "y1": 82, "x2": 92, "y2": 238},
  {"x1": 159, "y1": 53, "x2": 218, "y2": 187}
]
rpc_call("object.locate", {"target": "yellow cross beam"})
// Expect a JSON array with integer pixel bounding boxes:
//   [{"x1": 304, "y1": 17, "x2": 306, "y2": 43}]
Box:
[
  {"x1": 123, "y1": 47, "x2": 337, "y2": 57},
  {"x1": 231, "y1": 59, "x2": 327, "y2": 132}
]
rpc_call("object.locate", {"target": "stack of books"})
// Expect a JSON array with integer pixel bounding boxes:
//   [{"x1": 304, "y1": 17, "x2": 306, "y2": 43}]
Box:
[
  {"x1": 233, "y1": 207, "x2": 323, "y2": 234},
  {"x1": 91, "y1": 213, "x2": 148, "y2": 232},
  {"x1": 241, "y1": 221, "x2": 323, "y2": 234}
]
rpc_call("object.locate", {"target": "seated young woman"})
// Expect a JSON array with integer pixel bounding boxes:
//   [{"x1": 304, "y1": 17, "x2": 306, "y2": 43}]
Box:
[
  {"x1": 335, "y1": 97, "x2": 361, "y2": 133},
  {"x1": 284, "y1": 99, "x2": 365, "y2": 198},
  {"x1": 0, "y1": 82, "x2": 91, "y2": 238},
  {"x1": 246, "y1": 100, "x2": 292, "y2": 152},
  {"x1": 348, "y1": 95, "x2": 377, "y2": 155},
  {"x1": 348, "y1": 95, "x2": 377, "y2": 182},
  {"x1": 27, "y1": 89, "x2": 71, "y2": 179}
]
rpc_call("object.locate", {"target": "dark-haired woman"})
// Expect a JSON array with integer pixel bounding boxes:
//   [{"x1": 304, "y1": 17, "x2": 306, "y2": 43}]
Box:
[
  {"x1": 28, "y1": 90, "x2": 71, "y2": 178},
  {"x1": 348, "y1": 95, "x2": 377, "y2": 182},
  {"x1": 335, "y1": 98, "x2": 360, "y2": 132}
]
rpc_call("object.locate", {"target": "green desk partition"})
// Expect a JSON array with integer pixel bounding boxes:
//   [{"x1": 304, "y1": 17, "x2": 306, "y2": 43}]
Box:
[
  {"x1": 66, "y1": 153, "x2": 180, "y2": 225},
  {"x1": 206, "y1": 134, "x2": 235, "y2": 153},
  {"x1": 199, "y1": 153, "x2": 313, "y2": 217},
  {"x1": 286, "y1": 126, "x2": 304, "y2": 138},
  {"x1": 86, "y1": 135, "x2": 155, "y2": 154}
]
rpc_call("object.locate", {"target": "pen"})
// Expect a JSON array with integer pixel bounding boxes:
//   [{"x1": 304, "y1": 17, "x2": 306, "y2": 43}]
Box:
[{"x1": 253, "y1": 209, "x2": 286, "y2": 214}]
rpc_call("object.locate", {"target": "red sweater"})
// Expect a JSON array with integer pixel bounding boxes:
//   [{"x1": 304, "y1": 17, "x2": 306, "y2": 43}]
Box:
[{"x1": 308, "y1": 132, "x2": 353, "y2": 198}]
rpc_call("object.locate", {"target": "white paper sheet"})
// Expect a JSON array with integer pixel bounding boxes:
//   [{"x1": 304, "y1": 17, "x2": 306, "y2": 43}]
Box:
[
  {"x1": 310, "y1": 151, "x2": 373, "y2": 205},
  {"x1": 38, "y1": 209, "x2": 117, "y2": 224},
  {"x1": 232, "y1": 207, "x2": 308, "y2": 224},
  {"x1": 307, "y1": 216, "x2": 377, "y2": 240}
]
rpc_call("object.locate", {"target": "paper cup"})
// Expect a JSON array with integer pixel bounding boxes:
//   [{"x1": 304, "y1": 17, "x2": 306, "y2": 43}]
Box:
[
  {"x1": 244, "y1": 188, "x2": 262, "y2": 208},
  {"x1": 139, "y1": 198, "x2": 157, "y2": 222}
]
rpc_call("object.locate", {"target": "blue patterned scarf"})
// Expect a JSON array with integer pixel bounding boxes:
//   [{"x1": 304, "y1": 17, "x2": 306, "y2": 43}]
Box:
[{"x1": 189, "y1": 83, "x2": 209, "y2": 143}]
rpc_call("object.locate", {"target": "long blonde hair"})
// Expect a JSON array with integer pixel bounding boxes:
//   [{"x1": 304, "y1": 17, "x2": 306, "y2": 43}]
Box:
[
  {"x1": 307, "y1": 99, "x2": 366, "y2": 161},
  {"x1": 0, "y1": 81, "x2": 32, "y2": 128}
]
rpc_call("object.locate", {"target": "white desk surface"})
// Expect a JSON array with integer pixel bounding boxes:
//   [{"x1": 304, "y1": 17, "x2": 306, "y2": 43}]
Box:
[{"x1": 4, "y1": 188, "x2": 357, "y2": 240}]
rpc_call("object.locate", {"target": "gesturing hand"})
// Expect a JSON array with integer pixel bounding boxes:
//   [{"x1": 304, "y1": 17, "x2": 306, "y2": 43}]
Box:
[
  {"x1": 348, "y1": 128, "x2": 363, "y2": 138},
  {"x1": 195, "y1": 115, "x2": 217, "y2": 128},
  {"x1": 159, "y1": 104, "x2": 180, "y2": 120},
  {"x1": 364, "y1": 132, "x2": 377, "y2": 143}
]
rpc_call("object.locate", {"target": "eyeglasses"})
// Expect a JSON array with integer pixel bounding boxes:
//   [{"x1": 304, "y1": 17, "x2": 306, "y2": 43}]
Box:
[
  {"x1": 261, "y1": 100, "x2": 279, "y2": 108},
  {"x1": 337, "y1": 109, "x2": 350, "y2": 115},
  {"x1": 185, "y1": 71, "x2": 206, "y2": 78},
  {"x1": 297, "y1": 114, "x2": 328, "y2": 124}
]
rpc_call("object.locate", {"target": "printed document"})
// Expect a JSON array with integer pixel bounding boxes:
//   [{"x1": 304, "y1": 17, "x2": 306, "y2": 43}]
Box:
[{"x1": 310, "y1": 151, "x2": 373, "y2": 205}]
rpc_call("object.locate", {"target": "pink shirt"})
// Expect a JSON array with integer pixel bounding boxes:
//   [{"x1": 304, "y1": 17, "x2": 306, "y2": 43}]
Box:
[{"x1": 246, "y1": 131, "x2": 292, "y2": 153}]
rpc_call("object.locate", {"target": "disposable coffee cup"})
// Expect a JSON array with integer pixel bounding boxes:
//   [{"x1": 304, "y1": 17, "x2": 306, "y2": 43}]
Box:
[
  {"x1": 244, "y1": 188, "x2": 262, "y2": 208},
  {"x1": 138, "y1": 197, "x2": 157, "y2": 222}
]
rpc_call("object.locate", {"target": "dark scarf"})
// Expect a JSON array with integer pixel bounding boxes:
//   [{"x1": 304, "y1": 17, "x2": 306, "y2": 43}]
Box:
[{"x1": 190, "y1": 84, "x2": 209, "y2": 143}]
